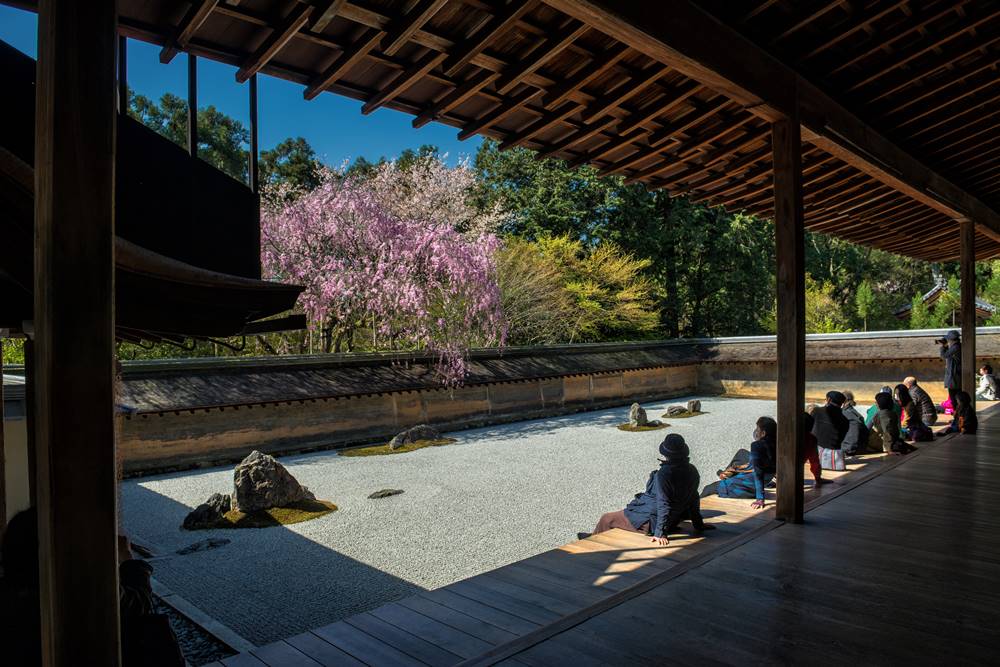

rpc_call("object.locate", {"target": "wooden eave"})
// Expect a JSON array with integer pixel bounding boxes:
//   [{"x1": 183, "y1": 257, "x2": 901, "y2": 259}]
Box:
[{"x1": 12, "y1": 0, "x2": 1000, "y2": 262}]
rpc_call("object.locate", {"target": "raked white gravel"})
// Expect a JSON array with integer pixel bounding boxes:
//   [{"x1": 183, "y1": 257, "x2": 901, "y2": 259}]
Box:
[{"x1": 122, "y1": 395, "x2": 781, "y2": 645}]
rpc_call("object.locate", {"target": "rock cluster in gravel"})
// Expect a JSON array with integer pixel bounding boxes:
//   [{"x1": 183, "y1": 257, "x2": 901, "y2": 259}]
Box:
[
  {"x1": 388, "y1": 424, "x2": 441, "y2": 450},
  {"x1": 628, "y1": 402, "x2": 661, "y2": 427}
]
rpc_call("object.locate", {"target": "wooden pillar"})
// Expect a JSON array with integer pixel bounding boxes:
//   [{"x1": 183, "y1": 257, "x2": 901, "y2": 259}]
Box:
[
  {"x1": 188, "y1": 53, "x2": 198, "y2": 157},
  {"x1": 117, "y1": 35, "x2": 127, "y2": 113},
  {"x1": 249, "y1": 74, "x2": 259, "y2": 193},
  {"x1": 24, "y1": 338, "x2": 36, "y2": 506},
  {"x1": 772, "y1": 112, "x2": 805, "y2": 524},
  {"x1": 961, "y1": 221, "x2": 976, "y2": 407},
  {"x1": 35, "y1": 0, "x2": 121, "y2": 663}
]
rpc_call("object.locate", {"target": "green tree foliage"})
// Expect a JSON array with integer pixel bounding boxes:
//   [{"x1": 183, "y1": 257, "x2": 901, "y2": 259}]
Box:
[
  {"x1": 128, "y1": 91, "x2": 249, "y2": 182},
  {"x1": 2, "y1": 339, "x2": 24, "y2": 365},
  {"x1": 930, "y1": 276, "x2": 961, "y2": 327},
  {"x1": 909, "y1": 293, "x2": 933, "y2": 330},
  {"x1": 529, "y1": 235, "x2": 660, "y2": 342},
  {"x1": 496, "y1": 238, "x2": 577, "y2": 345},
  {"x1": 855, "y1": 280, "x2": 875, "y2": 331},
  {"x1": 805, "y1": 276, "x2": 851, "y2": 333},
  {"x1": 259, "y1": 137, "x2": 322, "y2": 192},
  {"x1": 473, "y1": 139, "x2": 618, "y2": 239}
]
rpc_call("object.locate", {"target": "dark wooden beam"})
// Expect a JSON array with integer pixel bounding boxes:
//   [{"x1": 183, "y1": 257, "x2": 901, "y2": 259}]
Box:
[
  {"x1": 962, "y1": 220, "x2": 977, "y2": 405},
  {"x1": 311, "y1": 0, "x2": 349, "y2": 33},
  {"x1": 382, "y1": 0, "x2": 450, "y2": 56},
  {"x1": 772, "y1": 112, "x2": 805, "y2": 525},
  {"x1": 500, "y1": 101, "x2": 578, "y2": 150},
  {"x1": 443, "y1": 0, "x2": 538, "y2": 77},
  {"x1": 362, "y1": 48, "x2": 447, "y2": 114},
  {"x1": 235, "y1": 3, "x2": 313, "y2": 83},
  {"x1": 543, "y1": 42, "x2": 630, "y2": 109},
  {"x1": 34, "y1": 0, "x2": 121, "y2": 662},
  {"x1": 457, "y1": 86, "x2": 544, "y2": 141},
  {"x1": 542, "y1": 0, "x2": 1000, "y2": 236},
  {"x1": 117, "y1": 35, "x2": 127, "y2": 112},
  {"x1": 303, "y1": 27, "x2": 384, "y2": 100},
  {"x1": 412, "y1": 68, "x2": 499, "y2": 128},
  {"x1": 160, "y1": 0, "x2": 219, "y2": 63},
  {"x1": 495, "y1": 20, "x2": 589, "y2": 95},
  {"x1": 0, "y1": 349, "x2": 5, "y2": 528}
]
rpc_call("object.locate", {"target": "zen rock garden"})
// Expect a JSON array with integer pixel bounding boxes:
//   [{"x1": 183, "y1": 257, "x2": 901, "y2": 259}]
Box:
[
  {"x1": 665, "y1": 399, "x2": 704, "y2": 418},
  {"x1": 617, "y1": 403, "x2": 668, "y2": 431},
  {"x1": 182, "y1": 450, "x2": 336, "y2": 530},
  {"x1": 340, "y1": 423, "x2": 457, "y2": 456}
]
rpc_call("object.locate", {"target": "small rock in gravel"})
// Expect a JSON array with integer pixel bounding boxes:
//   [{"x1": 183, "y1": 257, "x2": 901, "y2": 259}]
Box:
[
  {"x1": 687, "y1": 400, "x2": 702, "y2": 413},
  {"x1": 368, "y1": 489, "x2": 405, "y2": 499},
  {"x1": 389, "y1": 424, "x2": 441, "y2": 450},
  {"x1": 666, "y1": 405, "x2": 688, "y2": 417},
  {"x1": 233, "y1": 450, "x2": 314, "y2": 513},
  {"x1": 176, "y1": 537, "x2": 231, "y2": 556},
  {"x1": 182, "y1": 492, "x2": 232, "y2": 530}
]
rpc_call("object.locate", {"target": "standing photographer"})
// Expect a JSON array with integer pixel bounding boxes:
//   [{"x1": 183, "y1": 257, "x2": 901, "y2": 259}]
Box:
[{"x1": 938, "y1": 330, "x2": 962, "y2": 405}]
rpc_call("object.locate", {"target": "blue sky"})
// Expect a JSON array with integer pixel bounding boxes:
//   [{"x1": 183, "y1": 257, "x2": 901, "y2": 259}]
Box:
[{"x1": 0, "y1": 4, "x2": 482, "y2": 166}]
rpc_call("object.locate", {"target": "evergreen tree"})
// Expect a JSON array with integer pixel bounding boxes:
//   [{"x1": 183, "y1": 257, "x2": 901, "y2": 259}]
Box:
[{"x1": 855, "y1": 280, "x2": 875, "y2": 331}]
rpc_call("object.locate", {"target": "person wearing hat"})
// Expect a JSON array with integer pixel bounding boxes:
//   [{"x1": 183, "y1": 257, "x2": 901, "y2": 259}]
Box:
[
  {"x1": 812, "y1": 391, "x2": 850, "y2": 471},
  {"x1": 940, "y1": 329, "x2": 962, "y2": 405},
  {"x1": 865, "y1": 386, "x2": 900, "y2": 429},
  {"x1": 588, "y1": 434, "x2": 709, "y2": 545}
]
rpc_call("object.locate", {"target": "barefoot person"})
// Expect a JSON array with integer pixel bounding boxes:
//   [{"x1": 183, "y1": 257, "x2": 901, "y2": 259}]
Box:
[{"x1": 590, "y1": 434, "x2": 709, "y2": 545}]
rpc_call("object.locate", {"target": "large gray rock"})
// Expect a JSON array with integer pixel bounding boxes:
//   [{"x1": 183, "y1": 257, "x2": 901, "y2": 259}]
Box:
[
  {"x1": 369, "y1": 489, "x2": 405, "y2": 499},
  {"x1": 232, "y1": 450, "x2": 314, "y2": 513},
  {"x1": 686, "y1": 400, "x2": 702, "y2": 413},
  {"x1": 389, "y1": 424, "x2": 442, "y2": 450},
  {"x1": 666, "y1": 405, "x2": 688, "y2": 417},
  {"x1": 182, "y1": 492, "x2": 231, "y2": 530},
  {"x1": 628, "y1": 403, "x2": 649, "y2": 427}
]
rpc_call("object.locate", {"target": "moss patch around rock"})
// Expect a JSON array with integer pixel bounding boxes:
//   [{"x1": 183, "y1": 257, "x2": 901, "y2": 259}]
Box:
[
  {"x1": 616, "y1": 423, "x2": 670, "y2": 432},
  {"x1": 217, "y1": 499, "x2": 338, "y2": 529},
  {"x1": 661, "y1": 411, "x2": 707, "y2": 419},
  {"x1": 339, "y1": 438, "x2": 458, "y2": 457}
]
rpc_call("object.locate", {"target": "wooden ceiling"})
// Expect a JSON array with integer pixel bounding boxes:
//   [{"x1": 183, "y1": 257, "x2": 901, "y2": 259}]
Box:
[{"x1": 29, "y1": 0, "x2": 1000, "y2": 261}]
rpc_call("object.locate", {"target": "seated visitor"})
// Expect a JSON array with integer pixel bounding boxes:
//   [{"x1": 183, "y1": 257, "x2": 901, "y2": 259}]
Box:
[
  {"x1": 871, "y1": 392, "x2": 916, "y2": 455},
  {"x1": 903, "y1": 376, "x2": 938, "y2": 425},
  {"x1": 590, "y1": 434, "x2": 709, "y2": 545},
  {"x1": 937, "y1": 390, "x2": 978, "y2": 436},
  {"x1": 839, "y1": 390, "x2": 870, "y2": 456},
  {"x1": 865, "y1": 386, "x2": 896, "y2": 427},
  {"x1": 896, "y1": 383, "x2": 933, "y2": 442},
  {"x1": 715, "y1": 417, "x2": 777, "y2": 510},
  {"x1": 0, "y1": 508, "x2": 184, "y2": 667},
  {"x1": 940, "y1": 395, "x2": 955, "y2": 415},
  {"x1": 813, "y1": 391, "x2": 849, "y2": 471},
  {"x1": 977, "y1": 365, "x2": 998, "y2": 401}
]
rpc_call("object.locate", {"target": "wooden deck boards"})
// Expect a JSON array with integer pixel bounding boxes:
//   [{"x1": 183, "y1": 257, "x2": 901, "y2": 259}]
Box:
[{"x1": 228, "y1": 423, "x2": 936, "y2": 666}]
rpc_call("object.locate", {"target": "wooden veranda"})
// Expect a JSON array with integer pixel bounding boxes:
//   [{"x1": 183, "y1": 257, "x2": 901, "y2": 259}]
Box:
[{"x1": 4, "y1": 0, "x2": 1000, "y2": 663}]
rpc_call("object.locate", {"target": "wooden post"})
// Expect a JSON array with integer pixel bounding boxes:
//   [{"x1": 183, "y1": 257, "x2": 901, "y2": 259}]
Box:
[
  {"x1": 24, "y1": 338, "x2": 36, "y2": 506},
  {"x1": 117, "y1": 35, "x2": 127, "y2": 113},
  {"x1": 249, "y1": 73, "x2": 259, "y2": 193},
  {"x1": 772, "y1": 111, "x2": 805, "y2": 524},
  {"x1": 961, "y1": 220, "x2": 976, "y2": 408},
  {"x1": 34, "y1": 0, "x2": 121, "y2": 663},
  {"x1": 188, "y1": 53, "x2": 198, "y2": 157}
]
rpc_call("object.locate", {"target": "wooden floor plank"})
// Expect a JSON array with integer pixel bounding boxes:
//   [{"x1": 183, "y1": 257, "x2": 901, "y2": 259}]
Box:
[
  {"x1": 395, "y1": 595, "x2": 520, "y2": 646},
  {"x1": 418, "y1": 589, "x2": 540, "y2": 636},
  {"x1": 342, "y1": 613, "x2": 462, "y2": 667},
  {"x1": 312, "y1": 621, "x2": 428, "y2": 667},
  {"x1": 221, "y1": 654, "x2": 269, "y2": 666},
  {"x1": 284, "y1": 632, "x2": 368, "y2": 667},
  {"x1": 368, "y1": 602, "x2": 494, "y2": 658},
  {"x1": 250, "y1": 641, "x2": 324, "y2": 666}
]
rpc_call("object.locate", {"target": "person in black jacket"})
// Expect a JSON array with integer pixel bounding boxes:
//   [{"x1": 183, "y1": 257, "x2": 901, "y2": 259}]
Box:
[
  {"x1": 590, "y1": 434, "x2": 709, "y2": 545},
  {"x1": 839, "y1": 390, "x2": 870, "y2": 455},
  {"x1": 939, "y1": 329, "x2": 962, "y2": 404},
  {"x1": 813, "y1": 391, "x2": 850, "y2": 470}
]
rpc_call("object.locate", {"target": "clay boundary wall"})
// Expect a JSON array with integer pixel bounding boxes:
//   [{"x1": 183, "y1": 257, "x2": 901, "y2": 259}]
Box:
[{"x1": 90, "y1": 329, "x2": 1000, "y2": 474}]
